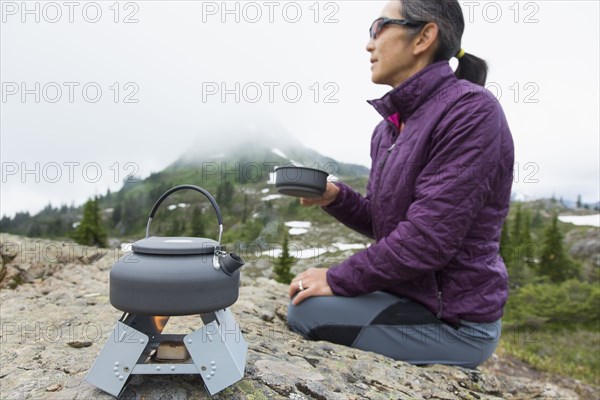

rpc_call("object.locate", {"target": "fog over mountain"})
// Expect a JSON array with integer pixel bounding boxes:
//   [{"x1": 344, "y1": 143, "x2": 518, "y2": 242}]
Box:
[
  {"x1": 174, "y1": 117, "x2": 369, "y2": 178},
  {"x1": 2, "y1": 1, "x2": 598, "y2": 218}
]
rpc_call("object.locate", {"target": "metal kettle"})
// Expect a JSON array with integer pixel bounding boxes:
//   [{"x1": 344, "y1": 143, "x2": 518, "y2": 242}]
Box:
[{"x1": 110, "y1": 185, "x2": 245, "y2": 316}]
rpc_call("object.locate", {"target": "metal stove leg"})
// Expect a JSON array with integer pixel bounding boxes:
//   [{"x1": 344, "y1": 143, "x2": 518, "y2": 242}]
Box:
[
  {"x1": 87, "y1": 311, "x2": 247, "y2": 396},
  {"x1": 85, "y1": 319, "x2": 149, "y2": 397},
  {"x1": 184, "y1": 308, "x2": 248, "y2": 395}
]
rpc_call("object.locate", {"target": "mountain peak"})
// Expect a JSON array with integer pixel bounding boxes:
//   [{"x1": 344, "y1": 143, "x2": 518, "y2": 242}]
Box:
[
  {"x1": 176, "y1": 118, "x2": 305, "y2": 166},
  {"x1": 171, "y1": 117, "x2": 368, "y2": 178}
]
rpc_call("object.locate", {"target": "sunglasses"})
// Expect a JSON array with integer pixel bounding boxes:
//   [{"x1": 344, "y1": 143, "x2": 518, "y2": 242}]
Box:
[{"x1": 369, "y1": 17, "x2": 425, "y2": 39}]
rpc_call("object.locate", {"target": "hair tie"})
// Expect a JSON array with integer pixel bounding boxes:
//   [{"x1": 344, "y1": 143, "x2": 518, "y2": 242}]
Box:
[{"x1": 455, "y1": 48, "x2": 465, "y2": 59}]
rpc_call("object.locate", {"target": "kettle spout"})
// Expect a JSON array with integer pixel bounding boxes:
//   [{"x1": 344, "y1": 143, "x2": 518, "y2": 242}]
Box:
[{"x1": 219, "y1": 252, "x2": 245, "y2": 275}]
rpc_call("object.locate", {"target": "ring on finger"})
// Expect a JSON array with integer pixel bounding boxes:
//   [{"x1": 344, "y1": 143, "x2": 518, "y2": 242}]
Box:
[{"x1": 298, "y1": 279, "x2": 305, "y2": 291}]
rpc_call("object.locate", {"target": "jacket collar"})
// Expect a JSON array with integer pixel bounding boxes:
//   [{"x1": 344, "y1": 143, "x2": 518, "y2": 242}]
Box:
[{"x1": 367, "y1": 61, "x2": 456, "y2": 122}]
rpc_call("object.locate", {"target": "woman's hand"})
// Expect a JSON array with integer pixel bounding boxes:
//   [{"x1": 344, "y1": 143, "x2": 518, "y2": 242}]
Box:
[
  {"x1": 300, "y1": 182, "x2": 340, "y2": 207},
  {"x1": 289, "y1": 267, "x2": 334, "y2": 305}
]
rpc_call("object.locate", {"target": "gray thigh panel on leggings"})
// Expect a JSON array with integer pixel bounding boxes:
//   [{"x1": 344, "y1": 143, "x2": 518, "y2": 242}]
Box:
[{"x1": 352, "y1": 320, "x2": 501, "y2": 368}]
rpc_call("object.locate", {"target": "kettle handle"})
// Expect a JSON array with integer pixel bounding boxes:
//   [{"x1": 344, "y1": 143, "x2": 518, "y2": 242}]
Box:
[{"x1": 145, "y1": 185, "x2": 223, "y2": 245}]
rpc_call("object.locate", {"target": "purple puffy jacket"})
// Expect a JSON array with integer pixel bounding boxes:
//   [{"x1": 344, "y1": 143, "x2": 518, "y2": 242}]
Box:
[{"x1": 324, "y1": 61, "x2": 514, "y2": 325}]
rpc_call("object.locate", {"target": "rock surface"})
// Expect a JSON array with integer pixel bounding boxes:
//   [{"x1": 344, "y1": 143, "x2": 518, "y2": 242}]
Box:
[
  {"x1": 564, "y1": 227, "x2": 600, "y2": 281},
  {"x1": 0, "y1": 235, "x2": 587, "y2": 399}
]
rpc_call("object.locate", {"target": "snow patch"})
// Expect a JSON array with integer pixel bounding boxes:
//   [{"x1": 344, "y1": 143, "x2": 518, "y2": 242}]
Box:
[
  {"x1": 334, "y1": 243, "x2": 368, "y2": 251},
  {"x1": 289, "y1": 228, "x2": 308, "y2": 235},
  {"x1": 284, "y1": 221, "x2": 312, "y2": 229},
  {"x1": 261, "y1": 188, "x2": 270, "y2": 194},
  {"x1": 262, "y1": 247, "x2": 326, "y2": 260},
  {"x1": 262, "y1": 194, "x2": 282, "y2": 201},
  {"x1": 271, "y1": 148, "x2": 289, "y2": 159},
  {"x1": 262, "y1": 243, "x2": 369, "y2": 259},
  {"x1": 167, "y1": 203, "x2": 188, "y2": 211},
  {"x1": 558, "y1": 214, "x2": 600, "y2": 227}
]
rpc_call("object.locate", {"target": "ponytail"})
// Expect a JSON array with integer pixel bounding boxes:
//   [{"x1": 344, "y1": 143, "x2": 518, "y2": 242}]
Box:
[
  {"x1": 400, "y1": 0, "x2": 489, "y2": 87},
  {"x1": 455, "y1": 52, "x2": 488, "y2": 86}
]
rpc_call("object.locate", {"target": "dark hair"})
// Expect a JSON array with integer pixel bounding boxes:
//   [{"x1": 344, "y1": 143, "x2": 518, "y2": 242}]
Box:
[{"x1": 399, "y1": 0, "x2": 488, "y2": 86}]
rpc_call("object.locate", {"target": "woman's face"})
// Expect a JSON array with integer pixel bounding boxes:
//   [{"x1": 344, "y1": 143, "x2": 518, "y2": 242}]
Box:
[{"x1": 366, "y1": 0, "x2": 420, "y2": 88}]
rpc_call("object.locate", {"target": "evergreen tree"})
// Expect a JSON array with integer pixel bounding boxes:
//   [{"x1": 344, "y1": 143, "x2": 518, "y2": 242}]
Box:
[
  {"x1": 511, "y1": 203, "x2": 522, "y2": 247},
  {"x1": 11, "y1": 212, "x2": 30, "y2": 235},
  {"x1": 121, "y1": 193, "x2": 145, "y2": 234},
  {"x1": 531, "y1": 209, "x2": 543, "y2": 228},
  {"x1": 538, "y1": 213, "x2": 580, "y2": 283},
  {"x1": 167, "y1": 218, "x2": 181, "y2": 237},
  {"x1": 48, "y1": 217, "x2": 63, "y2": 237},
  {"x1": 522, "y1": 209, "x2": 532, "y2": 244},
  {"x1": 242, "y1": 193, "x2": 248, "y2": 224},
  {"x1": 273, "y1": 230, "x2": 296, "y2": 284},
  {"x1": 28, "y1": 223, "x2": 42, "y2": 238},
  {"x1": 501, "y1": 218, "x2": 529, "y2": 288},
  {"x1": 190, "y1": 206, "x2": 205, "y2": 237},
  {"x1": 500, "y1": 220, "x2": 512, "y2": 266},
  {"x1": 112, "y1": 203, "x2": 122, "y2": 226},
  {"x1": 522, "y1": 210, "x2": 536, "y2": 268},
  {"x1": 73, "y1": 197, "x2": 108, "y2": 247},
  {"x1": 217, "y1": 181, "x2": 235, "y2": 208},
  {"x1": 576, "y1": 195, "x2": 582, "y2": 209},
  {"x1": 0, "y1": 216, "x2": 11, "y2": 232}
]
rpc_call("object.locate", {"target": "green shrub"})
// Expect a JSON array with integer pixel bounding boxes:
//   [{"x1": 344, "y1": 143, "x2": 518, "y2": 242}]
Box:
[{"x1": 505, "y1": 280, "x2": 600, "y2": 328}]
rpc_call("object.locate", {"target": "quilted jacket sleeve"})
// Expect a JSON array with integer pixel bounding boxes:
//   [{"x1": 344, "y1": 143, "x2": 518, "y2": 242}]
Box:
[
  {"x1": 321, "y1": 123, "x2": 386, "y2": 239},
  {"x1": 326, "y1": 98, "x2": 507, "y2": 296},
  {"x1": 321, "y1": 182, "x2": 375, "y2": 239}
]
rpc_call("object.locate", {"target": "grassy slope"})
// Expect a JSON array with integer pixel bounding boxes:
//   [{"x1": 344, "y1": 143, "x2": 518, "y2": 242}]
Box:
[
  {"x1": 498, "y1": 202, "x2": 599, "y2": 386},
  {"x1": 498, "y1": 325, "x2": 599, "y2": 386}
]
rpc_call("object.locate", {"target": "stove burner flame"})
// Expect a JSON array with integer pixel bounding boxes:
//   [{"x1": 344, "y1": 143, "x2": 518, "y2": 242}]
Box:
[{"x1": 153, "y1": 316, "x2": 169, "y2": 332}]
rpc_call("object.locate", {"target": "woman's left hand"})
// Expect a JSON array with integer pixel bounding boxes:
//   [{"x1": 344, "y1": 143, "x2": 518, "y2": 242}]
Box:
[{"x1": 289, "y1": 267, "x2": 334, "y2": 305}]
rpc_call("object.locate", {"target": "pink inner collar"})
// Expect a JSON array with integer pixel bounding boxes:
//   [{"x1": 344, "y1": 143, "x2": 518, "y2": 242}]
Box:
[{"x1": 387, "y1": 112, "x2": 401, "y2": 128}]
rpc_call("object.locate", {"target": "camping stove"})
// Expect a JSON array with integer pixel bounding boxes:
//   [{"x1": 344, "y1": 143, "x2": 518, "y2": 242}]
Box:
[{"x1": 86, "y1": 185, "x2": 248, "y2": 397}]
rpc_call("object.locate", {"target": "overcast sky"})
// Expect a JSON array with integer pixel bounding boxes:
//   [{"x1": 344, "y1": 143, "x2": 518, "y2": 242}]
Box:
[{"x1": 1, "y1": 0, "x2": 599, "y2": 218}]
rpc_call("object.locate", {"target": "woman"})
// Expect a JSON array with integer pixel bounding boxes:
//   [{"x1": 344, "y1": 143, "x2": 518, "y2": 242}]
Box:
[{"x1": 287, "y1": 0, "x2": 514, "y2": 368}]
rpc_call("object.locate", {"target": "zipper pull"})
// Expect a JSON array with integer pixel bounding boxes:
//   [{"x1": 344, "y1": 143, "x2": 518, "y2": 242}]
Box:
[{"x1": 378, "y1": 142, "x2": 397, "y2": 168}]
